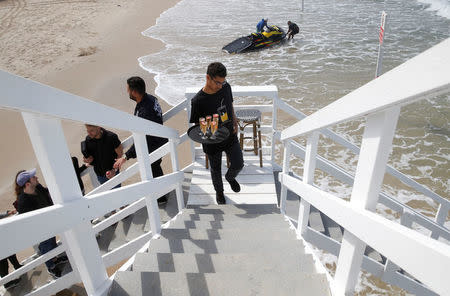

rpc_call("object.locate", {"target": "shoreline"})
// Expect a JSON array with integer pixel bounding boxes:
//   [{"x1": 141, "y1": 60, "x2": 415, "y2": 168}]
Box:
[{"x1": 0, "y1": 0, "x2": 188, "y2": 211}]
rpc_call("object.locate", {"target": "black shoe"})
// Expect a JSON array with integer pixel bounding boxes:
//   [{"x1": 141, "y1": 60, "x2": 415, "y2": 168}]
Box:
[
  {"x1": 157, "y1": 195, "x2": 168, "y2": 205},
  {"x1": 216, "y1": 192, "x2": 226, "y2": 204},
  {"x1": 227, "y1": 178, "x2": 241, "y2": 193},
  {"x1": 48, "y1": 266, "x2": 62, "y2": 278},
  {"x1": 5, "y1": 278, "x2": 21, "y2": 289}
]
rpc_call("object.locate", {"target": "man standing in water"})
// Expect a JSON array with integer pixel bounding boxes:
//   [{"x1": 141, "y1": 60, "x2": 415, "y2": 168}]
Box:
[
  {"x1": 114, "y1": 76, "x2": 169, "y2": 204},
  {"x1": 287, "y1": 21, "x2": 299, "y2": 39},
  {"x1": 190, "y1": 62, "x2": 244, "y2": 204}
]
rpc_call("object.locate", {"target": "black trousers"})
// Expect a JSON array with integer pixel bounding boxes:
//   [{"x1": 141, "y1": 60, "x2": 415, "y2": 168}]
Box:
[
  {"x1": 207, "y1": 136, "x2": 244, "y2": 193},
  {"x1": 0, "y1": 254, "x2": 21, "y2": 277},
  {"x1": 151, "y1": 158, "x2": 164, "y2": 178}
]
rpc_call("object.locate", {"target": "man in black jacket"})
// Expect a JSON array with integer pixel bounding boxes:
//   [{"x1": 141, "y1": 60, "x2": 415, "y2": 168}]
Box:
[
  {"x1": 287, "y1": 21, "x2": 300, "y2": 39},
  {"x1": 114, "y1": 76, "x2": 169, "y2": 204},
  {"x1": 189, "y1": 62, "x2": 244, "y2": 204}
]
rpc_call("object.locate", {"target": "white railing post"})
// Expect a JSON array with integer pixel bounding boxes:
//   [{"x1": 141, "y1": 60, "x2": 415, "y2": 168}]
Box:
[
  {"x1": 22, "y1": 112, "x2": 110, "y2": 295},
  {"x1": 169, "y1": 139, "x2": 185, "y2": 211},
  {"x1": 298, "y1": 131, "x2": 319, "y2": 235},
  {"x1": 271, "y1": 95, "x2": 279, "y2": 165},
  {"x1": 432, "y1": 204, "x2": 448, "y2": 239},
  {"x1": 88, "y1": 167, "x2": 101, "y2": 188},
  {"x1": 384, "y1": 209, "x2": 413, "y2": 275},
  {"x1": 280, "y1": 139, "x2": 292, "y2": 214},
  {"x1": 334, "y1": 106, "x2": 400, "y2": 295},
  {"x1": 185, "y1": 95, "x2": 196, "y2": 164},
  {"x1": 133, "y1": 133, "x2": 161, "y2": 235}
]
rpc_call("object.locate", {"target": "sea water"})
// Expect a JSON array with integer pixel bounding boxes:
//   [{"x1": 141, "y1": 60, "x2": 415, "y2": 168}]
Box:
[{"x1": 140, "y1": 0, "x2": 449, "y2": 293}]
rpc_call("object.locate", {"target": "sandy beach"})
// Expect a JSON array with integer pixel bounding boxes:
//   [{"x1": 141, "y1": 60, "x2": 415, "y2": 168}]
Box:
[
  {"x1": 0, "y1": 0, "x2": 192, "y2": 212},
  {"x1": 0, "y1": 0, "x2": 193, "y2": 293}
]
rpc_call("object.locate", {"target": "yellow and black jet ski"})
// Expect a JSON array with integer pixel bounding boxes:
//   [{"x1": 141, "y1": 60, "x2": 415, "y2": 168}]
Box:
[{"x1": 222, "y1": 25, "x2": 286, "y2": 54}]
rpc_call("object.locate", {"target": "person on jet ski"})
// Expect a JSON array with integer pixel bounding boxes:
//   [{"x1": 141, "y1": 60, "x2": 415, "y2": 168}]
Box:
[
  {"x1": 287, "y1": 21, "x2": 300, "y2": 39},
  {"x1": 256, "y1": 18, "x2": 269, "y2": 33}
]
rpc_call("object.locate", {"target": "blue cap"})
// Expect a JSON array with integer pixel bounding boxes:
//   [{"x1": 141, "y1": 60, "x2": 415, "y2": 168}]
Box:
[{"x1": 16, "y1": 168, "x2": 37, "y2": 186}]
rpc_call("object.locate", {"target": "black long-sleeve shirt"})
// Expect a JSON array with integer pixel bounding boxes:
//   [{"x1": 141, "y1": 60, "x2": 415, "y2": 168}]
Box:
[
  {"x1": 125, "y1": 93, "x2": 168, "y2": 159},
  {"x1": 16, "y1": 184, "x2": 53, "y2": 214}
]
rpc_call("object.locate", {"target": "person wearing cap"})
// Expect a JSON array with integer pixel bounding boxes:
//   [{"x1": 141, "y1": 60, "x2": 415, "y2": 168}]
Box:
[
  {"x1": 256, "y1": 18, "x2": 269, "y2": 33},
  {"x1": 15, "y1": 169, "x2": 67, "y2": 278}
]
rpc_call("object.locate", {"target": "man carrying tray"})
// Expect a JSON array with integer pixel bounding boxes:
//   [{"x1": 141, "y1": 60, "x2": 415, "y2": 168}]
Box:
[{"x1": 190, "y1": 62, "x2": 244, "y2": 204}]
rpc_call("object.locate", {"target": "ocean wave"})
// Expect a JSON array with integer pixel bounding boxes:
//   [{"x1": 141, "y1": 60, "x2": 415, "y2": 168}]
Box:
[{"x1": 417, "y1": 0, "x2": 450, "y2": 19}]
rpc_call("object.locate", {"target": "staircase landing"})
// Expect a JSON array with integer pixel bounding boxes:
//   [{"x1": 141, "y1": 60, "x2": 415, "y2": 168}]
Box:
[{"x1": 188, "y1": 155, "x2": 277, "y2": 205}]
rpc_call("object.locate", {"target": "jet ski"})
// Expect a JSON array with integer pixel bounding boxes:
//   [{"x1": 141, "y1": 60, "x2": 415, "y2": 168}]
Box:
[{"x1": 222, "y1": 25, "x2": 286, "y2": 54}]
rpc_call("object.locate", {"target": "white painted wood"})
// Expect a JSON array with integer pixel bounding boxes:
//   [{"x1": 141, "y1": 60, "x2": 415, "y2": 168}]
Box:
[
  {"x1": 187, "y1": 193, "x2": 278, "y2": 205},
  {"x1": 289, "y1": 140, "x2": 450, "y2": 241},
  {"x1": 271, "y1": 96, "x2": 279, "y2": 165},
  {"x1": 0, "y1": 244, "x2": 65, "y2": 285},
  {"x1": 193, "y1": 163, "x2": 273, "y2": 175},
  {"x1": 0, "y1": 70, "x2": 179, "y2": 140},
  {"x1": 282, "y1": 174, "x2": 450, "y2": 296},
  {"x1": 133, "y1": 133, "x2": 161, "y2": 235},
  {"x1": 276, "y1": 99, "x2": 307, "y2": 121},
  {"x1": 191, "y1": 173, "x2": 274, "y2": 184},
  {"x1": 280, "y1": 140, "x2": 292, "y2": 214},
  {"x1": 21, "y1": 112, "x2": 109, "y2": 295},
  {"x1": 169, "y1": 139, "x2": 185, "y2": 211},
  {"x1": 88, "y1": 167, "x2": 101, "y2": 188},
  {"x1": 93, "y1": 198, "x2": 146, "y2": 234},
  {"x1": 351, "y1": 108, "x2": 400, "y2": 210},
  {"x1": 0, "y1": 173, "x2": 183, "y2": 288},
  {"x1": 298, "y1": 132, "x2": 319, "y2": 236},
  {"x1": 433, "y1": 204, "x2": 449, "y2": 239},
  {"x1": 102, "y1": 231, "x2": 153, "y2": 268},
  {"x1": 162, "y1": 100, "x2": 186, "y2": 122},
  {"x1": 85, "y1": 174, "x2": 183, "y2": 218},
  {"x1": 189, "y1": 183, "x2": 276, "y2": 195},
  {"x1": 26, "y1": 271, "x2": 80, "y2": 296},
  {"x1": 335, "y1": 107, "x2": 400, "y2": 294},
  {"x1": 234, "y1": 104, "x2": 273, "y2": 113},
  {"x1": 277, "y1": 97, "x2": 448, "y2": 210},
  {"x1": 281, "y1": 38, "x2": 450, "y2": 140},
  {"x1": 194, "y1": 146, "x2": 273, "y2": 156}
]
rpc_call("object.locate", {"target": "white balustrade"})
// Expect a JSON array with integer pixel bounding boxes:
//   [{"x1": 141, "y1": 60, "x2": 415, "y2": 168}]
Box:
[{"x1": 278, "y1": 39, "x2": 450, "y2": 296}]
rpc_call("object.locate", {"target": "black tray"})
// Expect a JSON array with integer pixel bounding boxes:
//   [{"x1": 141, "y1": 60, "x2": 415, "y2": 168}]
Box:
[{"x1": 188, "y1": 125, "x2": 230, "y2": 144}]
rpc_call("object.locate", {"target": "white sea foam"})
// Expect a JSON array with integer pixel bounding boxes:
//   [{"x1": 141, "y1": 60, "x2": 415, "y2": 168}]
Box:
[{"x1": 417, "y1": 0, "x2": 450, "y2": 19}]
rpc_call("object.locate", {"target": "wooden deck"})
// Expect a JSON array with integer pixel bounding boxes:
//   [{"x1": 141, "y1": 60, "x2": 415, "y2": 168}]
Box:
[{"x1": 187, "y1": 155, "x2": 277, "y2": 205}]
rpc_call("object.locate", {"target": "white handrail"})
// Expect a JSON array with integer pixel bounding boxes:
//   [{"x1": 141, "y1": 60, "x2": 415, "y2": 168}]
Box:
[
  {"x1": 281, "y1": 173, "x2": 450, "y2": 296},
  {"x1": 0, "y1": 70, "x2": 179, "y2": 140},
  {"x1": 0, "y1": 172, "x2": 183, "y2": 260},
  {"x1": 281, "y1": 38, "x2": 450, "y2": 140},
  {"x1": 276, "y1": 96, "x2": 448, "y2": 210},
  {"x1": 288, "y1": 140, "x2": 450, "y2": 240}
]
